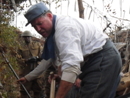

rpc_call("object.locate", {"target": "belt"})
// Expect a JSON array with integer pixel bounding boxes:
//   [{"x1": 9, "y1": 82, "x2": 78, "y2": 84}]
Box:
[
  {"x1": 83, "y1": 39, "x2": 110, "y2": 62},
  {"x1": 84, "y1": 54, "x2": 93, "y2": 62}
]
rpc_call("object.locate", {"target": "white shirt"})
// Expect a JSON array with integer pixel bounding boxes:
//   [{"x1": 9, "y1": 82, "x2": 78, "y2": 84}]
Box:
[
  {"x1": 25, "y1": 15, "x2": 108, "y2": 83},
  {"x1": 54, "y1": 15, "x2": 108, "y2": 82}
]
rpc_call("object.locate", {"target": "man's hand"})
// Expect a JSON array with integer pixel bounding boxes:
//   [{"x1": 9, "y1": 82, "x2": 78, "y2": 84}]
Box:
[
  {"x1": 27, "y1": 57, "x2": 37, "y2": 63},
  {"x1": 74, "y1": 78, "x2": 81, "y2": 88},
  {"x1": 48, "y1": 72, "x2": 61, "y2": 84},
  {"x1": 17, "y1": 77, "x2": 27, "y2": 83}
]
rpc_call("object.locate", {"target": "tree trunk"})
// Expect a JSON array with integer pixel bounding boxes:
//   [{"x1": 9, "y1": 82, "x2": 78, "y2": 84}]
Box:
[
  {"x1": 77, "y1": 0, "x2": 84, "y2": 19},
  {"x1": 10, "y1": 0, "x2": 17, "y2": 12},
  {"x1": 29, "y1": 0, "x2": 32, "y2": 5}
]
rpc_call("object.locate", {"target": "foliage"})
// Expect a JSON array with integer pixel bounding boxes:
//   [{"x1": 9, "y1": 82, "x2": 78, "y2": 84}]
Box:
[
  {"x1": 14, "y1": 0, "x2": 27, "y2": 4},
  {"x1": 0, "y1": 24, "x2": 20, "y2": 98},
  {"x1": 0, "y1": 2, "x2": 21, "y2": 97},
  {"x1": 2, "y1": 0, "x2": 26, "y2": 7}
]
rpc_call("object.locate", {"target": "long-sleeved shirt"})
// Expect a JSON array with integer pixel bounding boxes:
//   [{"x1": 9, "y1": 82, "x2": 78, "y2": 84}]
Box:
[{"x1": 25, "y1": 15, "x2": 108, "y2": 83}]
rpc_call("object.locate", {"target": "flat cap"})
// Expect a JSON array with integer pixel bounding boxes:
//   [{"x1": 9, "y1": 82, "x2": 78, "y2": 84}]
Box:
[{"x1": 24, "y1": 2, "x2": 49, "y2": 26}]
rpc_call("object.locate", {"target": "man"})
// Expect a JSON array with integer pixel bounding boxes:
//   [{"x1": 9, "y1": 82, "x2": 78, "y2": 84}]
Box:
[
  {"x1": 18, "y1": 2, "x2": 122, "y2": 98},
  {"x1": 17, "y1": 30, "x2": 43, "y2": 98}
]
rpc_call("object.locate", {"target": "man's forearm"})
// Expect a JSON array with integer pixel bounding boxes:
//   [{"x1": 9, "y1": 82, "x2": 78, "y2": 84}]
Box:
[
  {"x1": 56, "y1": 80, "x2": 73, "y2": 98},
  {"x1": 25, "y1": 59, "x2": 52, "y2": 81}
]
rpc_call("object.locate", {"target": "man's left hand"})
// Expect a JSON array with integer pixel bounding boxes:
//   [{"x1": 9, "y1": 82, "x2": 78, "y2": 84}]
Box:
[{"x1": 74, "y1": 78, "x2": 81, "y2": 88}]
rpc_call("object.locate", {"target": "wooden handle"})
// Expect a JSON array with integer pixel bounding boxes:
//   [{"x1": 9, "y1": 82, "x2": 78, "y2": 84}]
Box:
[{"x1": 50, "y1": 79, "x2": 56, "y2": 98}]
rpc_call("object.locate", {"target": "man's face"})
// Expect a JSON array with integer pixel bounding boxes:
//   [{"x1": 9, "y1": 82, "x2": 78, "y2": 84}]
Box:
[
  {"x1": 23, "y1": 36, "x2": 31, "y2": 43},
  {"x1": 31, "y1": 13, "x2": 53, "y2": 38}
]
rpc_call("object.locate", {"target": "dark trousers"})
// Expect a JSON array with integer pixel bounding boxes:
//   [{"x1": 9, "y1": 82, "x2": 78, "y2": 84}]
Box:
[{"x1": 79, "y1": 39, "x2": 122, "y2": 98}]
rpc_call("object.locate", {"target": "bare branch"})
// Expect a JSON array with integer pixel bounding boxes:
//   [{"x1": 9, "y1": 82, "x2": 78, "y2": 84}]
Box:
[
  {"x1": 10, "y1": 0, "x2": 17, "y2": 12},
  {"x1": 77, "y1": 0, "x2": 84, "y2": 18}
]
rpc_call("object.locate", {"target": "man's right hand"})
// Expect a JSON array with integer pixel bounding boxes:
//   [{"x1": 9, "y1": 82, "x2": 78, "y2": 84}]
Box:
[
  {"x1": 17, "y1": 77, "x2": 27, "y2": 83},
  {"x1": 27, "y1": 57, "x2": 37, "y2": 63},
  {"x1": 48, "y1": 73, "x2": 61, "y2": 84}
]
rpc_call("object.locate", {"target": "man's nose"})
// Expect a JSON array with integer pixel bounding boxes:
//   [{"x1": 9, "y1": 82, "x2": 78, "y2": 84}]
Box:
[{"x1": 35, "y1": 25, "x2": 41, "y2": 32}]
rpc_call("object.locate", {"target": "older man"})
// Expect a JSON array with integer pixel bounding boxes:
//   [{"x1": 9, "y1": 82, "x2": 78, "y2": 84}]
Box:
[{"x1": 18, "y1": 2, "x2": 122, "y2": 98}]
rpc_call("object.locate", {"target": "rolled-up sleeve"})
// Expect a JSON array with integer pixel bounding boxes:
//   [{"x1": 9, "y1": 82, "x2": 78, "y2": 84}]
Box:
[{"x1": 61, "y1": 65, "x2": 81, "y2": 83}]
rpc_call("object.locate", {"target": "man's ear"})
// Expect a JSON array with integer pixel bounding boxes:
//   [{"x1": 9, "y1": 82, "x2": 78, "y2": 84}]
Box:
[{"x1": 46, "y1": 13, "x2": 53, "y2": 20}]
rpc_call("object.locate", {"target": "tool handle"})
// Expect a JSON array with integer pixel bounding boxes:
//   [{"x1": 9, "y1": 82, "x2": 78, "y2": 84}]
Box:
[{"x1": 50, "y1": 79, "x2": 56, "y2": 98}]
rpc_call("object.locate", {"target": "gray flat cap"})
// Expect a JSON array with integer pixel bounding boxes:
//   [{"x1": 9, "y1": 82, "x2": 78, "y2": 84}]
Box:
[{"x1": 24, "y1": 2, "x2": 49, "y2": 26}]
